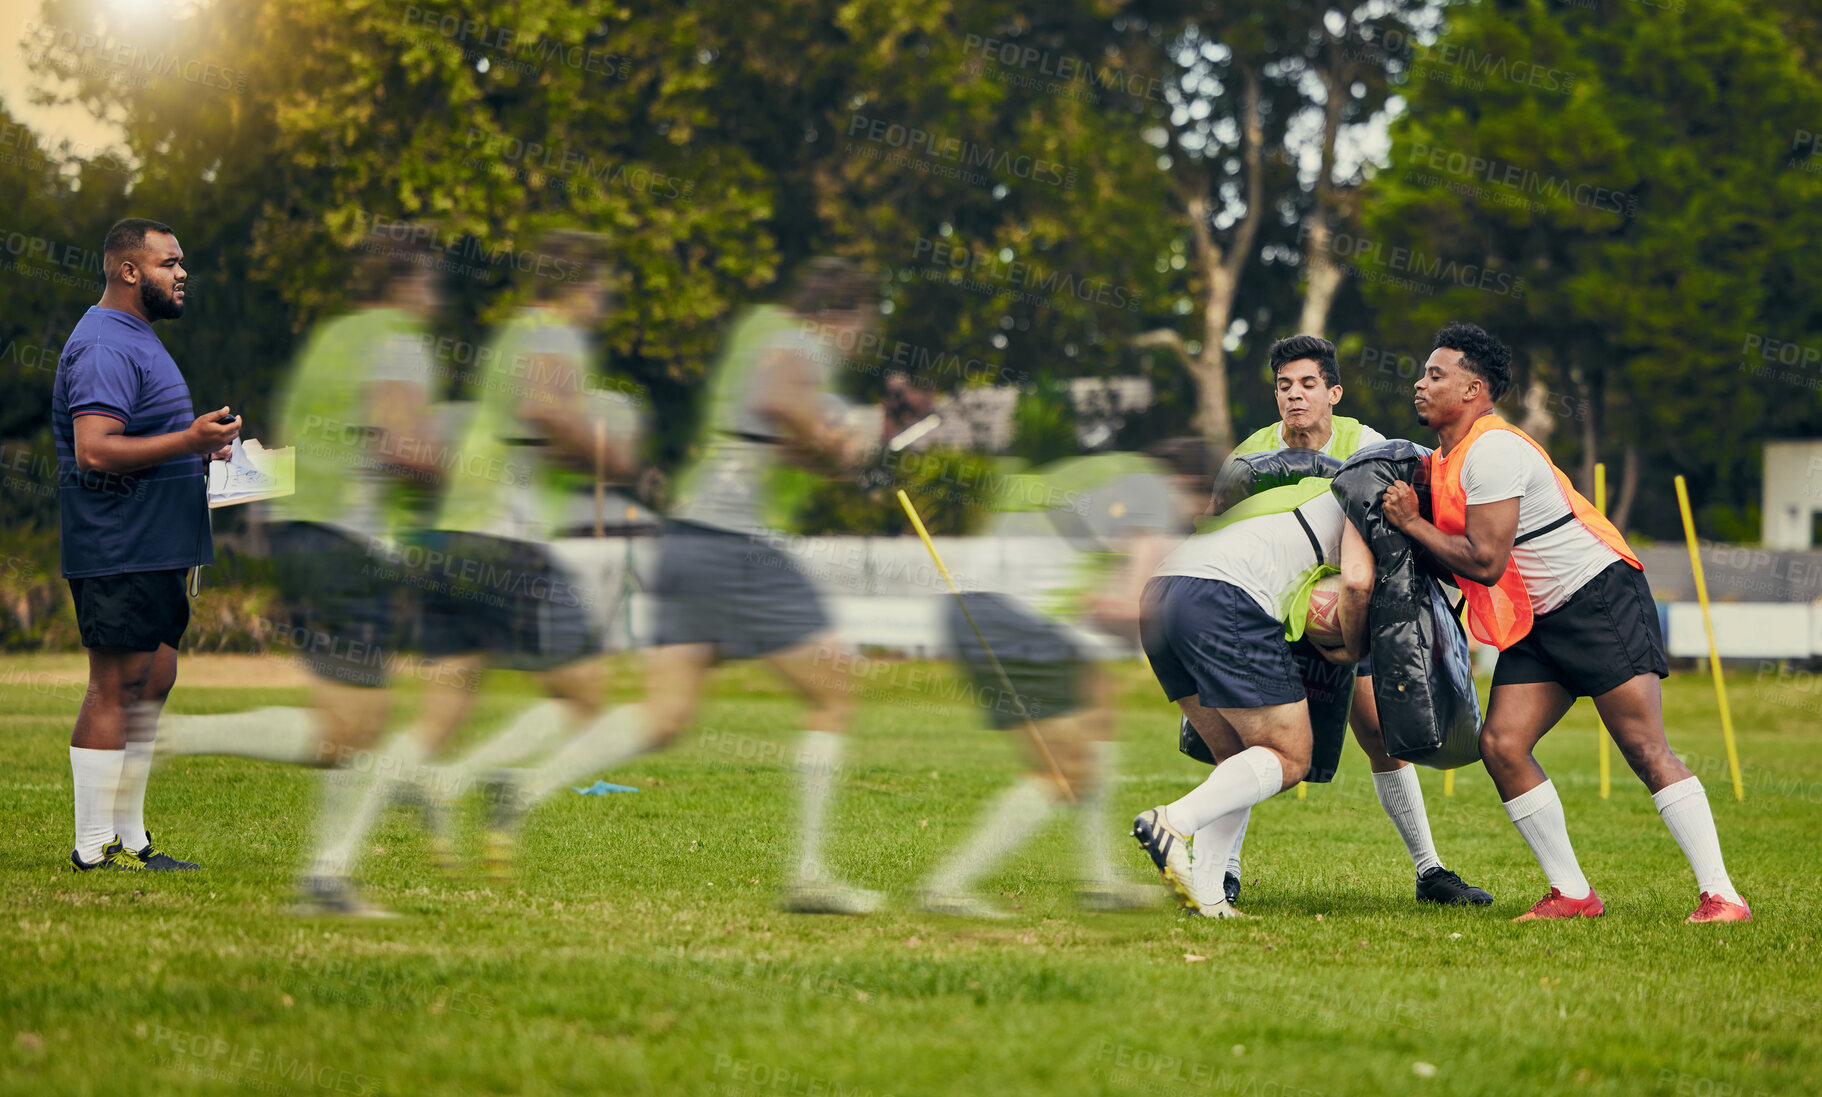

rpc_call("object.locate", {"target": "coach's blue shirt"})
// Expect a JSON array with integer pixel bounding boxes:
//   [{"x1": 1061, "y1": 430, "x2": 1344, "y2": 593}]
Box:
[{"x1": 53, "y1": 306, "x2": 211, "y2": 578}]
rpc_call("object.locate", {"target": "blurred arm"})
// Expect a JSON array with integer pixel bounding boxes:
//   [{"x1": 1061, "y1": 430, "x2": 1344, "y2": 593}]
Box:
[{"x1": 1319, "y1": 519, "x2": 1375, "y2": 664}]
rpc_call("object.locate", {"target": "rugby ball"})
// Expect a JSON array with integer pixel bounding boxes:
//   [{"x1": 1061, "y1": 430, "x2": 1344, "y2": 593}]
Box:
[{"x1": 1304, "y1": 573, "x2": 1347, "y2": 648}]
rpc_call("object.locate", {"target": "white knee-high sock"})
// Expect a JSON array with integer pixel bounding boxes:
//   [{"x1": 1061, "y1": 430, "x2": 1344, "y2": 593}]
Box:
[
  {"x1": 1502, "y1": 779, "x2": 1591, "y2": 899},
  {"x1": 1652, "y1": 776, "x2": 1741, "y2": 904},
  {"x1": 929, "y1": 776, "x2": 1056, "y2": 894},
  {"x1": 1226, "y1": 806, "x2": 1249, "y2": 877},
  {"x1": 310, "y1": 732, "x2": 427, "y2": 879},
  {"x1": 520, "y1": 704, "x2": 651, "y2": 804},
  {"x1": 1078, "y1": 741, "x2": 1118, "y2": 886},
  {"x1": 158, "y1": 707, "x2": 326, "y2": 764},
  {"x1": 71, "y1": 746, "x2": 126, "y2": 863},
  {"x1": 1192, "y1": 808, "x2": 1250, "y2": 901},
  {"x1": 794, "y1": 730, "x2": 844, "y2": 882},
  {"x1": 1164, "y1": 747, "x2": 1285, "y2": 835},
  {"x1": 456, "y1": 700, "x2": 574, "y2": 776},
  {"x1": 1373, "y1": 765, "x2": 1443, "y2": 876}
]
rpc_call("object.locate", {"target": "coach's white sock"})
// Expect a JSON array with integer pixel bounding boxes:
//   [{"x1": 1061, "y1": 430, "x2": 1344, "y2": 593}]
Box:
[
  {"x1": 310, "y1": 732, "x2": 427, "y2": 879},
  {"x1": 794, "y1": 730, "x2": 845, "y2": 882},
  {"x1": 71, "y1": 746, "x2": 126, "y2": 863},
  {"x1": 1373, "y1": 765, "x2": 1443, "y2": 876},
  {"x1": 1192, "y1": 808, "x2": 1250, "y2": 903},
  {"x1": 1226, "y1": 806, "x2": 1249, "y2": 877},
  {"x1": 929, "y1": 776, "x2": 1056, "y2": 894},
  {"x1": 1652, "y1": 776, "x2": 1742, "y2": 905},
  {"x1": 1164, "y1": 747, "x2": 1284, "y2": 835},
  {"x1": 1502, "y1": 779, "x2": 1591, "y2": 900},
  {"x1": 520, "y1": 704, "x2": 651, "y2": 804},
  {"x1": 1078, "y1": 741, "x2": 1118, "y2": 886},
  {"x1": 159, "y1": 707, "x2": 325, "y2": 764}
]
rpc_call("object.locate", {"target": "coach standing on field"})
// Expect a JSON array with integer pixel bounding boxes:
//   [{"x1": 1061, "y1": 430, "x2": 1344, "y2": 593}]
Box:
[{"x1": 53, "y1": 218, "x2": 239, "y2": 872}]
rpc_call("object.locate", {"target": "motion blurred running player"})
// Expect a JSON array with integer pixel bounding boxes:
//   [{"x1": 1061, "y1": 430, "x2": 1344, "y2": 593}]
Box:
[{"x1": 1383, "y1": 323, "x2": 1749, "y2": 923}]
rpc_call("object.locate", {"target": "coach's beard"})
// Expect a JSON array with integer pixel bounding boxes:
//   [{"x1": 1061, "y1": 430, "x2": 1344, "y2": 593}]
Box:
[{"x1": 142, "y1": 278, "x2": 185, "y2": 320}]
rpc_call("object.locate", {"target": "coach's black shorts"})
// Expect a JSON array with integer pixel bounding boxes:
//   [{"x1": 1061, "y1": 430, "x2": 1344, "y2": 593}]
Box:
[
  {"x1": 1141, "y1": 576, "x2": 1305, "y2": 710},
  {"x1": 1492, "y1": 559, "x2": 1669, "y2": 698},
  {"x1": 269, "y1": 521, "x2": 412, "y2": 688},
  {"x1": 946, "y1": 591, "x2": 1086, "y2": 728},
  {"x1": 653, "y1": 521, "x2": 829, "y2": 659},
  {"x1": 67, "y1": 568, "x2": 189, "y2": 651},
  {"x1": 415, "y1": 531, "x2": 597, "y2": 671}
]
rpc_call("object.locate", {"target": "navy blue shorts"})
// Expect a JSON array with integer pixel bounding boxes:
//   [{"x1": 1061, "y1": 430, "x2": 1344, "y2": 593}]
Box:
[{"x1": 1141, "y1": 576, "x2": 1305, "y2": 710}]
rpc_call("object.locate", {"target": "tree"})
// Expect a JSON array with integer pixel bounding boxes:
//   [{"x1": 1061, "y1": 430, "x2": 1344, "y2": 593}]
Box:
[{"x1": 1359, "y1": 0, "x2": 1822, "y2": 537}]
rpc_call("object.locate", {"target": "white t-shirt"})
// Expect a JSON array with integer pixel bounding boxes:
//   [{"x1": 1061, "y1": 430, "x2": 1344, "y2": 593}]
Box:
[
  {"x1": 1270, "y1": 421, "x2": 1387, "y2": 455},
  {"x1": 1460, "y1": 430, "x2": 1621, "y2": 614},
  {"x1": 1154, "y1": 493, "x2": 1344, "y2": 619}
]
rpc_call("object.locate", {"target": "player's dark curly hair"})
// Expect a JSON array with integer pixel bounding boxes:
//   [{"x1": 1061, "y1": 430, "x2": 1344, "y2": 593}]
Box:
[
  {"x1": 1433, "y1": 322, "x2": 1512, "y2": 401},
  {"x1": 1268, "y1": 334, "x2": 1340, "y2": 388}
]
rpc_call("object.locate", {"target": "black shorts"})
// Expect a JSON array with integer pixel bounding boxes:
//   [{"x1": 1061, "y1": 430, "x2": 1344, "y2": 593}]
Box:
[
  {"x1": 1141, "y1": 576, "x2": 1305, "y2": 709},
  {"x1": 946, "y1": 592, "x2": 1086, "y2": 728},
  {"x1": 1492, "y1": 559, "x2": 1669, "y2": 698},
  {"x1": 269, "y1": 521, "x2": 414, "y2": 688},
  {"x1": 67, "y1": 568, "x2": 189, "y2": 651},
  {"x1": 415, "y1": 531, "x2": 597, "y2": 671},
  {"x1": 653, "y1": 522, "x2": 829, "y2": 659}
]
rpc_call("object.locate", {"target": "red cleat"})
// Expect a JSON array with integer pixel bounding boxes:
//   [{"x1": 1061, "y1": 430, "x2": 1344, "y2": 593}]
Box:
[
  {"x1": 1687, "y1": 892, "x2": 1752, "y2": 924},
  {"x1": 1512, "y1": 887, "x2": 1605, "y2": 922}
]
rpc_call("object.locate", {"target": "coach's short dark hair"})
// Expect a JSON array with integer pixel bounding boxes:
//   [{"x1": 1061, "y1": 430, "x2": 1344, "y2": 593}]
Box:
[
  {"x1": 1268, "y1": 334, "x2": 1340, "y2": 388},
  {"x1": 786, "y1": 257, "x2": 875, "y2": 315},
  {"x1": 103, "y1": 218, "x2": 174, "y2": 261},
  {"x1": 1433, "y1": 322, "x2": 1513, "y2": 401}
]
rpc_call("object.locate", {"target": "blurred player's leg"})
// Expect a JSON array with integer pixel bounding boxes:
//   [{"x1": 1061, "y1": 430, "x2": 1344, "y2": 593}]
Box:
[
  {"x1": 918, "y1": 773, "x2": 1057, "y2": 919},
  {"x1": 766, "y1": 636, "x2": 880, "y2": 915},
  {"x1": 108, "y1": 644, "x2": 197, "y2": 869}
]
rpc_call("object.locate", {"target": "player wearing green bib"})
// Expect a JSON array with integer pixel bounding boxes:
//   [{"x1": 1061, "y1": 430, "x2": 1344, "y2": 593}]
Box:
[
  {"x1": 1189, "y1": 335, "x2": 1490, "y2": 910},
  {"x1": 913, "y1": 446, "x2": 1207, "y2": 917},
  {"x1": 399, "y1": 233, "x2": 648, "y2": 876},
  {"x1": 155, "y1": 237, "x2": 450, "y2": 915},
  {"x1": 480, "y1": 259, "x2": 884, "y2": 914}
]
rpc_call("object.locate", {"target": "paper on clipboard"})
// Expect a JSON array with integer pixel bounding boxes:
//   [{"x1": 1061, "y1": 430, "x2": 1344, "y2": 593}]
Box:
[{"x1": 207, "y1": 438, "x2": 295, "y2": 508}]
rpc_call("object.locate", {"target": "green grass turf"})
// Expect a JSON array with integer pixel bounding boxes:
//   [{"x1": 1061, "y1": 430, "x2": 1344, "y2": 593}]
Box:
[{"x1": 1, "y1": 654, "x2": 1817, "y2": 1097}]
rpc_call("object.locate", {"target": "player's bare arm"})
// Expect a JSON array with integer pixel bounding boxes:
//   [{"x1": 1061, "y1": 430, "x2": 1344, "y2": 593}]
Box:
[
  {"x1": 1381, "y1": 481, "x2": 1518, "y2": 586},
  {"x1": 756, "y1": 346, "x2": 863, "y2": 469},
  {"x1": 73, "y1": 406, "x2": 239, "y2": 475},
  {"x1": 1318, "y1": 520, "x2": 1374, "y2": 665}
]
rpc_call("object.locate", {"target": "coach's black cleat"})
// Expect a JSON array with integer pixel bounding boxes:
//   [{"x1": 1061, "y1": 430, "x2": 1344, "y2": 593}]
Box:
[
  {"x1": 106, "y1": 834, "x2": 200, "y2": 871},
  {"x1": 1416, "y1": 866, "x2": 1493, "y2": 906},
  {"x1": 70, "y1": 844, "x2": 144, "y2": 872},
  {"x1": 1225, "y1": 872, "x2": 1242, "y2": 905}
]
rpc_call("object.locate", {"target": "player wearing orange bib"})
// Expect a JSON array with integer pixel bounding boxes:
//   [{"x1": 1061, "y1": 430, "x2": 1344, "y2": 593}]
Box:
[{"x1": 1381, "y1": 323, "x2": 1749, "y2": 924}]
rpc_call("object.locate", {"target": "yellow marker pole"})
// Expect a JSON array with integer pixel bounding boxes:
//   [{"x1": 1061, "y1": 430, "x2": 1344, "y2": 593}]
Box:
[
  {"x1": 1595, "y1": 464, "x2": 1612, "y2": 800},
  {"x1": 896, "y1": 490, "x2": 1076, "y2": 804},
  {"x1": 1443, "y1": 768, "x2": 1455, "y2": 798},
  {"x1": 1674, "y1": 476, "x2": 1744, "y2": 801}
]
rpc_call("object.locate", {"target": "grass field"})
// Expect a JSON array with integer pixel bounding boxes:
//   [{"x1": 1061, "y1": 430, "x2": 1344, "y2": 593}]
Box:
[{"x1": 1, "y1": 654, "x2": 1818, "y2": 1097}]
